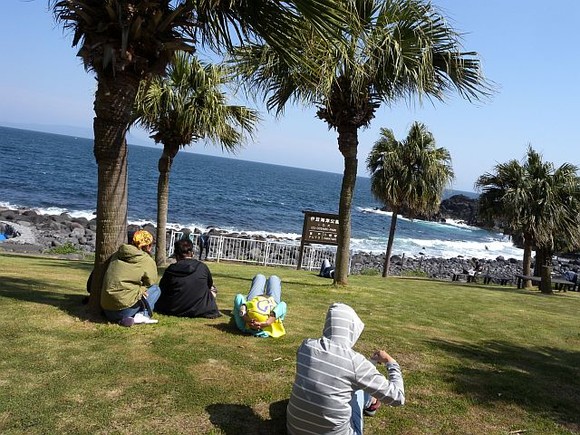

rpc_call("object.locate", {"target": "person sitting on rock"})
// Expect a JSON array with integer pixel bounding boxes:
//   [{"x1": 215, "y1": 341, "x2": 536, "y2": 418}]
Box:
[
  {"x1": 233, "y1": 274, "x2": 287, "y2": 338},
  {"x1": 100, "y1": 230, "x2": 160, "y2": 327},
  {"x1": 2, "y1": 223, "x2": 20, "y2": 239},
  {"x1": 156, "y1": 238, "x2": 222, "y2": 318}
]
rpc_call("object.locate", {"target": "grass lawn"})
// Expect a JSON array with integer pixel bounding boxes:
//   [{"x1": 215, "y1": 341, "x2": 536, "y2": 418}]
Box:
[{"x1": 0, "y1": 253, "x2": 579, "y2": 434}]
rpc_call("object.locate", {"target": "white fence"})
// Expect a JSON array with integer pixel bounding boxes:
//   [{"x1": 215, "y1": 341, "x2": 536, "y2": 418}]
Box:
[{"x1": 167, "y1": 230, "x2": 341, "y2": 271}]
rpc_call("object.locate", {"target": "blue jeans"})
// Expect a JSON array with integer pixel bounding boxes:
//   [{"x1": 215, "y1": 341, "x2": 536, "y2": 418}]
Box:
[
  {"x1": 246, "y1": 274, "x2": 281, "y2": 303},
  {"x1": 103, "y1": 284, "x2": 161, "y2": 322},
  {"x1": 350, "y1": 390, "x2": 373, "y2": 435}
]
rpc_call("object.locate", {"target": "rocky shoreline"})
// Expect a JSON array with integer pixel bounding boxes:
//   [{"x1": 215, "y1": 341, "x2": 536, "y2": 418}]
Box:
[{"x1": 0, "y1": 206, "x2": 529, "y2": 280}]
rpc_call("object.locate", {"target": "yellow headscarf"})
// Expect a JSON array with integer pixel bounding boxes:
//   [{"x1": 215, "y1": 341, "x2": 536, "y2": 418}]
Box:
[{"x1": 132, "y1": 230, "x2": 154, "y2": 248}]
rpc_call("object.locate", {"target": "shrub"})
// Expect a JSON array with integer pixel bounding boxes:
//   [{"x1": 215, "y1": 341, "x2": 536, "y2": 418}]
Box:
[{"x1": 47, "y1": 242, "x2": 82, "y2": 255}]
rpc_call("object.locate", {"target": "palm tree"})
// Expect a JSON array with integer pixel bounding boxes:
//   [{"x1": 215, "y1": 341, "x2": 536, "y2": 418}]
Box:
[
  {"x1": 476, "y1": 159, "x2": 533, "y2": 279},
  {"x1": 232, "y1": 0, "x2": 490, "y2": 285},
  {"x1": 475, "y1": 147, "x2": 580, "y2": 294},
  {"x1": 366, "y1": 122, "x2": 453, "y2": 277},
  {"x1": 51, "y1": 0, "x2": 349, "y2": 313},
  {"x1": 134, "y1": 52, "x2": 259, "y2": 265}
]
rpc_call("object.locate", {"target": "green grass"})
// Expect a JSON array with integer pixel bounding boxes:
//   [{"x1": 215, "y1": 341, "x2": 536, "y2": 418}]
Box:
[{"x1": 0, "y1": 253, "x2": 579, "y2": 434}]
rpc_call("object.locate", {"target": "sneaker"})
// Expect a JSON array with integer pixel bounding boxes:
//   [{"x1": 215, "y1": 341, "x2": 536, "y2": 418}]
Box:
[
  {"x1": 119, "y1": 317, "x2": 135, "y2": 327},
  {"x1": 364, "y1": 399, "x2": 381, "y2": 417},
  {"x1": 133, "y1": 312, "x2": 159, "y2": 324}
]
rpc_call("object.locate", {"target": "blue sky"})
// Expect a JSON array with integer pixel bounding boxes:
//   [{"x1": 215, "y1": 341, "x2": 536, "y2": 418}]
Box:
[{"x1": 1, "y1": 0, "x2": 579, "y2": 192}]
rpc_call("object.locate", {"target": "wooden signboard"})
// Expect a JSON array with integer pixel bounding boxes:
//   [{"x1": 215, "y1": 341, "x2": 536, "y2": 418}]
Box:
[{"x1": 297, "y1": 211, "x2": 340, "y2": 270}]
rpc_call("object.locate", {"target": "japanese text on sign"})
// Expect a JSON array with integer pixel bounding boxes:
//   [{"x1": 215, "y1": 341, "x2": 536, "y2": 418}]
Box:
[{"x1": 302, "y1": 212, "x2": 340, "y2": 245}]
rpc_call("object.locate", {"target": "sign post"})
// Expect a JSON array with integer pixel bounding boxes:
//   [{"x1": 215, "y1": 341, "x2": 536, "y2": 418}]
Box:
[{"x1": 297, "y1": 211, "x2": 340, "y2": 270}]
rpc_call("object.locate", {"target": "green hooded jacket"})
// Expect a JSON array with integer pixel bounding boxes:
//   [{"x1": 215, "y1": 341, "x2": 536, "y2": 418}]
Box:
[{"x1": 100, "y1": 244, "x2": 158, "y2": 311}]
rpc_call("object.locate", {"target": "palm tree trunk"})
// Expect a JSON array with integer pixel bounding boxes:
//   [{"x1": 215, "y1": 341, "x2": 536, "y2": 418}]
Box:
[
  {"x1": 537, "y1": 246, "x2": 553, "y2": 294},
  {"x1": 334, "y1": 124, "x2": 359, "y2": 285},
  {"x1": 534, "y1": 249, "x2": 544, "y2": 276},
  {"x1": 522, "y1": 235, "x2": 533, "y2": 288},
  {"x1": 382, "y1": 211, "x2": 398, "y2": 277},
  {"x1": 88, "y1": 74, "x2": 140, "y2": 314},
  {"x1": 155, "y1": 145, "x2": 178, "y2": 266}
]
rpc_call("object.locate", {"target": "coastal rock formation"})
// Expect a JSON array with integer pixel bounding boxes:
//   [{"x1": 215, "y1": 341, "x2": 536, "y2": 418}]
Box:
[
  {"x1": 0, "y1": 208, "x2": 96, "y2": 254},
  {"x1": 437, "y1": 194, "x2": 482, "y2": 226},
  {"x1": 350, "y1": 251, "x2": 523, "y2": 282},
  {"x1": 380, "y1": 194, "x2": 483, "y2": 227},
  {"x1": 10, "y1": 206, "x2": 574, "y2": 282}
]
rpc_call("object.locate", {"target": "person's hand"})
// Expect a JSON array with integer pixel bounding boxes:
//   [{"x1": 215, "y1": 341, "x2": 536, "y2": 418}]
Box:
[
  {"x1": 248, "y1": 314, "x2": 275, "y2": 330},
  {"x1": 371, "y1": 350, "x2": 397, "y2": 364},
  {"x1": 242, "y1": 315, "x2": 263, "y2": 330},
  {"x1": 142, "y1": 290, "x2": 149, "y2": 298}
]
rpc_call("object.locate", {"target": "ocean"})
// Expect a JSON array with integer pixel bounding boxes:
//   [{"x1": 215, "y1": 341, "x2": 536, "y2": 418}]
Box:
[{"x1": 0, "y1": 126, "x2": 523, "y2": 260}]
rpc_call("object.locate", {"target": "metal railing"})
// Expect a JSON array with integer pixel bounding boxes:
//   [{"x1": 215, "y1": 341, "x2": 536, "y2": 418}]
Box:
[{"x1": 167, "y1": 230, "x2": 340, "y2": 271}]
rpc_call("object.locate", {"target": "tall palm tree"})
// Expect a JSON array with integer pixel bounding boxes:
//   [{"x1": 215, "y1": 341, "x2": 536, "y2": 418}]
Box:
[
  {"x1": 475, "y1": 147, "x2": 580, "y2": 294},
  {"x1": 134, "y1": 52, "x2": 259, "y2": 265},
  {"x1": 366, "y1": 122, "x2": 453, "y2": 277},
  {"x1": 232, "y1": 0, "x2": 490, "y2": 285},
  {"x1": 51, "y1": 0, "x2": 349, "y2": 313}
]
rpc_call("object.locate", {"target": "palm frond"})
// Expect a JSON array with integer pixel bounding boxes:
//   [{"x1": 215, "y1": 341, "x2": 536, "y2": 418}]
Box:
[{"x1": 135, "y1": 51, "x2": 259, "y2": 152}]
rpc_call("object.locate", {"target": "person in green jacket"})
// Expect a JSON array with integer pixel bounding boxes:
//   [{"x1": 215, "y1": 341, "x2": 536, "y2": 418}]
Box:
[{"x1": 101, "y1": 230, "x2": 160, "y2": 327}]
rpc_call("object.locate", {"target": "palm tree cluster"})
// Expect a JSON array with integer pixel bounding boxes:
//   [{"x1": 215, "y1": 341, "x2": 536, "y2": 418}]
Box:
[
  {"x1": 475, "y1": 147, "x2": 580, "y2": 294},
  {"x1": 366, "y1": 122, "x2": 454, "y2": 277},
  {"x1": 51, "y1": 0, "x2": 490, "y2": 313},
  {"x1": 51, "y1": 0, "x2": 350, "y2": 311}
]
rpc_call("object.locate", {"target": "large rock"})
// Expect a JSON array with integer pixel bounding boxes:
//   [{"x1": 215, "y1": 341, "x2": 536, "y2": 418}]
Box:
[
  {"x1": 437, "y1": 195, "x2": 481, "y2": 226},
  {"x1": 380, "y1": 194, "x2": 483, "y2": 226}
]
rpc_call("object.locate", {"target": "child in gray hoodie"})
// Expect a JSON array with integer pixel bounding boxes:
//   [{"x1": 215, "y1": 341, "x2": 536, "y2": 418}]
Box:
[{"x1": 286, "y1": 302, "x2": 405, "y2": 434}]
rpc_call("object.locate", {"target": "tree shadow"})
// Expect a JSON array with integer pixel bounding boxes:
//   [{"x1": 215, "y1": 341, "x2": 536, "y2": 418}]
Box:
[
  {"x1": 206, "y1": 399, "x2": 288, "y2": 434},
  {"x1": 0, "y1": 276, "x2": 102, "y2": 322},
  {"x1": 429, "y1": 338, "x2": 580, "y2": 431},
  {"x1": 1, "y1": 252, "x2": 93, "y2": 271}
]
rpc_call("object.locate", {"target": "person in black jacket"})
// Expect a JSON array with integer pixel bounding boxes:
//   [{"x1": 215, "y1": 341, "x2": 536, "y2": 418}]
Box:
[{"x1": 157, "y1": 238, "x2": 222, "y2": 318}]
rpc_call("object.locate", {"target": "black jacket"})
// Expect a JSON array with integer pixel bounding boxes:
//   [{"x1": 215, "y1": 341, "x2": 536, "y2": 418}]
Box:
[{"x1": 157, "y1": 258, "x2": 220, "y2": 318}]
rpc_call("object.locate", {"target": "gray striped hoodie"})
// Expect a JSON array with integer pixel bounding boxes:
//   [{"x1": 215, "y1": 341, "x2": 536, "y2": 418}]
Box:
[{"x1": 286, "y1": 303, "x2": 405, "y2": 434}]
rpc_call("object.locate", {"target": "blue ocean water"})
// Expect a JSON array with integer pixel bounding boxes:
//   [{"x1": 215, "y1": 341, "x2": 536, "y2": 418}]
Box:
[{"x1": 0, "y1": 126, "x2": 522, "y2": 260}]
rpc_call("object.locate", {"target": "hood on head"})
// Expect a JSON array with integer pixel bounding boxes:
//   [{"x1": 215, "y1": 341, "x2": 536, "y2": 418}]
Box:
[
  {"x1": 322, "y1": 303, "x2": 364, "y2": 348},
  {"x1": 117, "y1": 244, "x2": 147, "y2": 263}
]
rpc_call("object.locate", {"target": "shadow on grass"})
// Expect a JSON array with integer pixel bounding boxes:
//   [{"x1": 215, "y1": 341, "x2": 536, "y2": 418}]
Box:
[
  {"x1": 208, "y1": 315, "x2": 247, "y2": 336},
  {"x1": 0, "y1": 276, "x2": 99, "y2": 322},
  {"x1": 44, "y1": 259, "x2": 93, "y2": 272},
  {"x1": 206, "y1": 399, "x2": 288, "y2": 434},
  {"x1": 1, "y1": 252, "x2": 93, "y2": 271},
  {"x1": 429, "y1": 338, "x2": 580, "y2": 431}
]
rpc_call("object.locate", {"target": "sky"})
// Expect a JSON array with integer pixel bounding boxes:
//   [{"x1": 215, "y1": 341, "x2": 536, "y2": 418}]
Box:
[{"x1": 1, "y1": 1, "x2": 580, "y2": 192}]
